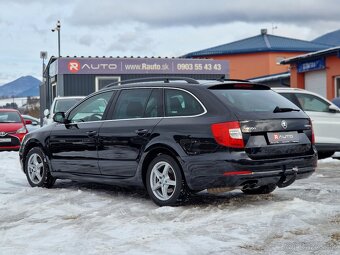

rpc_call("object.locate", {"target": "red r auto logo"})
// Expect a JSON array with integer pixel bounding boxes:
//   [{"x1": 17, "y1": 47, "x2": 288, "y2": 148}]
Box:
[{"x1": 68, "y1": 60, "x2": 81, "y2": 73}]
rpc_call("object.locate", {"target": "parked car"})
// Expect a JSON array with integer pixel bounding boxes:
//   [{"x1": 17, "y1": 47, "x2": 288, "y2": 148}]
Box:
[
  {"x1": 43, "y1": 96, "x2": 84, "y2": 126},
  {"x1": 19, "y1": 78, "x2": 317, "y2": 206},
  {"x1": 0, "y1": 109, "x2": 29, "y2": 151},
  {"x1": 21, "y1": 115, "x2": 40, "y2": 132},
  {"x1": 273, "y1": 87, "x2": 340, "y2": 159}
]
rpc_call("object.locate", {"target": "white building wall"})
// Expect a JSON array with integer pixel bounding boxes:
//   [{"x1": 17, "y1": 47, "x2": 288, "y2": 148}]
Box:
[{"x1": 305, "y1": 70, "x2": 327, "y2": 97}]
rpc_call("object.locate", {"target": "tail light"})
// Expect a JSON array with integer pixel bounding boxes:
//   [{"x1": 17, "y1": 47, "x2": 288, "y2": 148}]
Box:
[
  {"x1": 310, "y1": 119, "x2": 315, "y2": 145},
  {"x1": 223, "y1": 170, "x2": 252, "y2": 176},
  {"x1": 211, "y1": 121, "x2": 244, "y2": 148}
]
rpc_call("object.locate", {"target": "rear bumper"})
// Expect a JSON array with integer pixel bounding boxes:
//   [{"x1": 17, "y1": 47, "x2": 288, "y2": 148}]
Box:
[{"x1": 182, "y1": 152, "x2": 317, "y2": 191}]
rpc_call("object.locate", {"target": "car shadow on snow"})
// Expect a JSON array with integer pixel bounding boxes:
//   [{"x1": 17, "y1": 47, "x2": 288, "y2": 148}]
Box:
[
  {"x1": 53, "y1": 180, "x2": 150, "y2": 200},
  {"x1": 51, "y1": 179, "x2": 299, "y2": 207}
]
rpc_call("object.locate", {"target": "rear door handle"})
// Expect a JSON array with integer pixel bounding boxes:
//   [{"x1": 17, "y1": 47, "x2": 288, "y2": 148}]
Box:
[
  {"x1": 135, "y1": 129, "x2": 149, "y2": 136},
  {"x1": 86, "y1": 130, "x2": 98, "y2": 137}
]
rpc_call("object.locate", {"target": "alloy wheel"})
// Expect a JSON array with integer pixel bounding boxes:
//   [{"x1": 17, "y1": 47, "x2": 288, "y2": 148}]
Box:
[
  {"x1": 27, "y1": 153, "x2": 44, "y2": 185},
  {"x1": 150, "y1": 161, "x2": 177, "y2": 201}
]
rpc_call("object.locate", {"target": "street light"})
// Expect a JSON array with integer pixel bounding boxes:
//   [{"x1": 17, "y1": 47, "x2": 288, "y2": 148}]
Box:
[
  {"x1": 51, "y1": 20, "x2": 61, "y2": 57},
  {"x1": 40, "y1": 51, "x2": 48, "y2": 82},
  {"x1": 39, "y1": 51, "x2": 48, "y2": 125}
]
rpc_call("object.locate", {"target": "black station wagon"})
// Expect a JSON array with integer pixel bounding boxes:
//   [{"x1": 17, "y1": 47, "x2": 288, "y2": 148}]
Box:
[{"x1": 19, "y1": 77, "x2": 317, "y2": 206}]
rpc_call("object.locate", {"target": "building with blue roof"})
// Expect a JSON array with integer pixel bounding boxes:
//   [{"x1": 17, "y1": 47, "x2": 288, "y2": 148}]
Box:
[
  {"x1": 280, "y1": 46, "x2": 340, "y2": 100},
  {"x1": 184, "y1": 29, "x2": 331, "y2": 79},
  {"x1": 276, "y1": 29, "x2": 340, "y2": 100},
  {"x1": 312, "y1": 29, "x2": 340, "y2": 46}
]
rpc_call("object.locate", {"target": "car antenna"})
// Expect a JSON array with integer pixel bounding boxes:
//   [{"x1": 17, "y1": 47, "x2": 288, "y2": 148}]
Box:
[{"x1": 218, "y1": 75, "x2": 225, "y2": 82}]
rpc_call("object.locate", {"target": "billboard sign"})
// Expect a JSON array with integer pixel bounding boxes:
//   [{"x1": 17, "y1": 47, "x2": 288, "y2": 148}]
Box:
[
  {"x1": 297, "y1": 58, "x2": 325, "y2": 73},
  {"x1": 54, "y1": 58, "x2": 229, "y2": 76}
]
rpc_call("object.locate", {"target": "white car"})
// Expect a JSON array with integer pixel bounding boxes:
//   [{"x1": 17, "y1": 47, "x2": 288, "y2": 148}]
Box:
[
  {"x1": 43, "y1": 96, "x2": 84, "y2": 126},
  {"x1": 273, "y1": 87, "x2": 340, "y2": 159},
  {"x1": 21, "y1": 115, "x2": 40, "y2": 132}
]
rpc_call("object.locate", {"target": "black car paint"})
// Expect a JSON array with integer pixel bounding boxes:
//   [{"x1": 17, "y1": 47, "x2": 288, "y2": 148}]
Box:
[
  {"x1": 49, "y1": 121, "x2": 101, "y2": 175},
  {"x1": 97, "y1": 117, "x2": 162, "y2": 176},
  {"x1": 19, "y1": 82, "x2": 317, "y2": 192}
]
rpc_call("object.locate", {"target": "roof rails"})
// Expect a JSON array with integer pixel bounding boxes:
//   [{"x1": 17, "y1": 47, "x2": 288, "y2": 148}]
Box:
[{"x1": 104, "y1": 76, "x2": 200, "y2": 88}]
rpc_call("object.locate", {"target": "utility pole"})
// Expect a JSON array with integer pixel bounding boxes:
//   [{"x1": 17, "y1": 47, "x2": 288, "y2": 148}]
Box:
[{"x1": 51, "y1": 20, "x2": 61, "y2": 57}]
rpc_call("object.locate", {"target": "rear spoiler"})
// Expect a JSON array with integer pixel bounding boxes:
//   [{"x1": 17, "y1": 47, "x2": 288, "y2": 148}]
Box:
[{"x1": 208, "y1": 83, "x2": 270, "y2": 90}]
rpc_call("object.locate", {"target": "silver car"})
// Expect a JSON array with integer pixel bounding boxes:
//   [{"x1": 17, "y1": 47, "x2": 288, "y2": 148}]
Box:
[
  {"x1": 43, "y1": 96, "x2": 84, "y2": 126},
  {"x1": 273, "y1": 87, "x2": 340, "y2": 159},
  {"x1": 21, "y1": 115, "x2": 40, "y2": 132}
]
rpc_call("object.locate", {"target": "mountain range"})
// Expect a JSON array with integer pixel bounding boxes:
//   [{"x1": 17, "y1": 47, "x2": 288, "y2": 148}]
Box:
[{"x1": 0, "y1": 76, "x2": 40, "y2": 97}]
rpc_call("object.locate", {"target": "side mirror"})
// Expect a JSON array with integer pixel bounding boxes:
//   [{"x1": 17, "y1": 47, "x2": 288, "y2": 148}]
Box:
[
  {"x1": 25, "y1": 120, "x2": 32, "y2": 125},
  {"x1": 329, "y1": 104, "x2": 340, "y2": 113},
  {"x1": 32, "y1": 121, "x2": 38, "y2": 126},
  {"x1": 53, "y1": 112, "x2": 66, "y2": 123},
  {"x1": 44, "y1": 109, "x2": 50, "y2": 117}
]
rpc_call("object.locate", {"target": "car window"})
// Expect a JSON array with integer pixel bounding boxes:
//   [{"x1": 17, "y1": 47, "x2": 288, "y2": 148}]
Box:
[
  {"x1": 0, "y1": 112, "x2": 21, "y2": 123},
  {"x1": 295, "y1": 93, "x2": 330, "y2": 112},
  {"x1": 145, "y1": 89, "x2": 163, "y2": 118},
  {"x1": 54, "y1": 98, "x2": 83, "y2": 113},
  {"x1": 211, "y1": 89, "x2": 300, "y2": 119},
  {"x1": 112, "y1": 89, "x2": 152, "y2": 119},
  {"x1": 68, "y1": 91, "x2": 114, "y2": 122},
  {"x1": 165, "y1": 89, "x2": 204, "y2": 117},
  {"x1": 279, "y1": 93, "x2": 302, "y2": 108}
]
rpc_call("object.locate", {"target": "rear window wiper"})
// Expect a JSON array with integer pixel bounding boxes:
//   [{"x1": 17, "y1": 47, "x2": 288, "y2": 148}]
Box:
[{"x1": 273, "y1": 106, "x2": 300, "y2": 113}]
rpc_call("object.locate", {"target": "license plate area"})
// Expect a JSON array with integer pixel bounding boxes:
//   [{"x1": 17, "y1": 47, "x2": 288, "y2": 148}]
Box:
[
  {"x1": 0, "y1": 138, "x2": 11, "y2": 143},
  {"x1": 267, "y1": 131, "x2": 299, "y2": 144}
]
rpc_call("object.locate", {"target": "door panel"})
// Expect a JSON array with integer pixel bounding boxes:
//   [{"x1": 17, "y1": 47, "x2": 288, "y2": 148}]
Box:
[
  {"x1": 294, "y1": 92, "x2": 340, "y2": 145},
  {"x1": 306, "y1": 111, "x2": 340, "y2": 144},
  {"x1": 97, "y1": 119, "x2": 161, "y2": 176},
  {"x1": 49, "y1": 122, "x2": 102, "y2": 174},
  {"x1": 49, "y1": 91, "x2": 115, "y2": 174},
  {"x1": 98, "y1": 88, "x2": 163, "y2": 177}
]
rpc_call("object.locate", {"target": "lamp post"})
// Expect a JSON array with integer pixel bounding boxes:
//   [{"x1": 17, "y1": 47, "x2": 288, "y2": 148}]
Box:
[
  {"x1": 39, "y1": 51, "x2": 48, "y2": 125},
  {"x1": 51, "y1": 20, "x2": 61, "y2": 57},
  {"x1": 40, "y1": 51, "x2": 47, "y2": 81}
]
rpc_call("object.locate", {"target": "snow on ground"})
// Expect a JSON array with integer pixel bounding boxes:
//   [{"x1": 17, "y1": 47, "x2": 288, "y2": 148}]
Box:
[
  {"x1": 0, "y1": 97, "x2": 28, "y2": 108},
  {"x1": 0, "y1": 151, "x2": 340, "y2": 255}
]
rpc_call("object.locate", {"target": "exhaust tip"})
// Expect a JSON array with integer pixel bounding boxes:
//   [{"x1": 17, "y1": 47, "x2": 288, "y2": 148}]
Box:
[{"x1": 241, "y1": 180, "x2": 258, "y2": 190}]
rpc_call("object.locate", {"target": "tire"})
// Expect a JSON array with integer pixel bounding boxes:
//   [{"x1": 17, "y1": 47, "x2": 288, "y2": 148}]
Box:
[
  {"x1": 146, "y1": 154, "x2": 186, "y2": 206},
  {"x1": 242, "y1": 184, "x2": 276, "y2": 195},
  {"x1": 317, "y1": 151, "x2": 335, "y2": 160},
  {"x1": 25, "y1": 147, "x2": 56, "y2": 188}
]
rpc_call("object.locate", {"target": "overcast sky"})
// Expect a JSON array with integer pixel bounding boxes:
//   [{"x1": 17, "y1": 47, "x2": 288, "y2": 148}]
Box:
[{"x1": 0, "y1": 0, "x2": 340, "y2": 85}]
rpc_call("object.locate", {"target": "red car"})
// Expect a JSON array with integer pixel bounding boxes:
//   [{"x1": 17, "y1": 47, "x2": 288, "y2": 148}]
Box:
[{"x1": 0, "y1": 109, "x2": 30, "y2": 151}]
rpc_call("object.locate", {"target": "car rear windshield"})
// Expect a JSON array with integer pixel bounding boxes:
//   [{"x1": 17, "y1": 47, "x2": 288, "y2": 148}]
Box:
[
  {"x1": 210, "y1": 89, "x2": 302, "y2": 120},
  {"x1": 0, "y1": 112, "x2": 21, "y2": 123},
  {"x1": 54, "y1": 98, "x2": 82, "y2": 113}
]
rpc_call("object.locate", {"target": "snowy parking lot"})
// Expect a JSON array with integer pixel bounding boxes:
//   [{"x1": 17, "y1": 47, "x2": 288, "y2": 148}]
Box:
[{"x1": 0, "y1": 151, "x2": 340, "y2": 255}]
